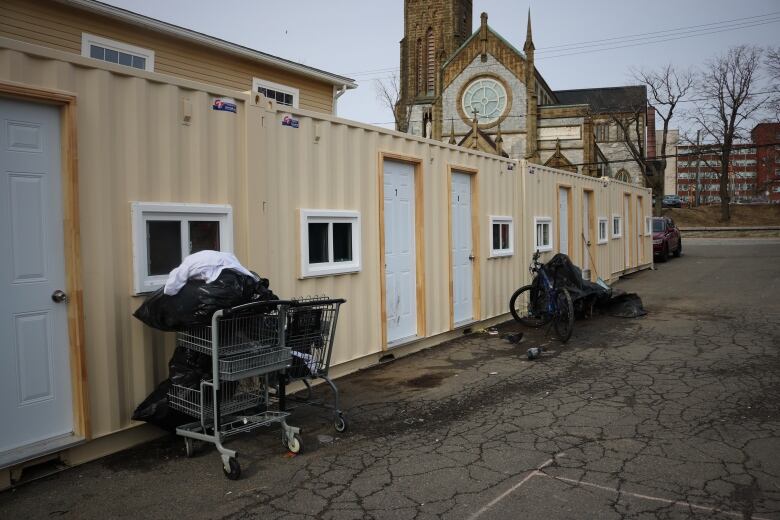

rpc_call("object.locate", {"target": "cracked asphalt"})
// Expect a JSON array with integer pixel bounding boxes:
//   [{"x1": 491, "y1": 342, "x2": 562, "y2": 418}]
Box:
[{"x1": 1, "y1": 237, "x2": 779, "y2": 519}]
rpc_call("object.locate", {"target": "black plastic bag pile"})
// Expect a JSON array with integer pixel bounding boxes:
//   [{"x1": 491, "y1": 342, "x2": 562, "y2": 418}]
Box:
[
  {"x1": 131, "y1": 268, "x2": 279, "y2": 431},
  {"x1": 133, "y1": 269, "x2": 277, "y2": 331}
]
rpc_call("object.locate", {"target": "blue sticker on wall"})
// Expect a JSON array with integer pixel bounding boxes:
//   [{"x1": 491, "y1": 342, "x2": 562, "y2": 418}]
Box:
[
  {"x1": 282, "y1": 114, "x2": 299, "y2": 128},
  {"x1": 212, "y1": 97, "x2": 237, "y2": 113}
]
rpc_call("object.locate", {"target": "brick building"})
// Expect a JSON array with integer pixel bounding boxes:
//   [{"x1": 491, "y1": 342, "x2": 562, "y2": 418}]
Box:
[
  {"x1": 396, "y1": 0, "x2": 648, "y2": 183},
  {"x1": 752, "y1": 123, "x2": 780, "y2": 203},
  {"x1": 676, "y1": 122, "x2": 780, "y2": 204}
]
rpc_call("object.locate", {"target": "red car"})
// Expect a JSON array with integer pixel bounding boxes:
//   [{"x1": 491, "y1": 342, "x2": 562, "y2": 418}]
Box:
[{"x1": 652, "y1": 217, "x2": 681, "y2": 262}]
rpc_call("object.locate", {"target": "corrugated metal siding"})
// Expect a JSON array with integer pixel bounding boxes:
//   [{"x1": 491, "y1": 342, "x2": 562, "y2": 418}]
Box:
[
  {"x1": 245, "y1": 107, "x2": 519, "y2": 366},
  {"x1": 0, "y1": 45, "x2": 249, "y2": 437},
  {"x1": 0, "y1": 39, "x2": 652, "y2": 449},
  {"x1": 0, "y1": 0, "x2": 335, "y2": 112}
]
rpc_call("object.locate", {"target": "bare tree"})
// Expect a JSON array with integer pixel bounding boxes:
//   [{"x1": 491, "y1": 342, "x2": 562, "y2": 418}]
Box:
[
  {"x1": 610, "y1": 65, "x2": 693, "y2": 215},
  {"x1": 374, "y1": 74, "x2": 412, "y2": 132},
  {"x1": 766, "y1": 46, "x2": 780, "y2": 121},
  {"x1": 689, "y1": 45, "x2": 766, "y2": 222}
]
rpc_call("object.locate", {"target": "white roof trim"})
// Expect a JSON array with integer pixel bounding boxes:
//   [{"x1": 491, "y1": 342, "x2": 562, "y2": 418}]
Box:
[{"x1": 56, "y1": 0, "x2": 357, "y2": 89}]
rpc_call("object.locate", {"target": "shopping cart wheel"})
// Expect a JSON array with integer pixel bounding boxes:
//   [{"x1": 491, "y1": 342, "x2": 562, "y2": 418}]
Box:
[
  {"x1": 334, "y1": 413, "x2": 347, "y2": 433},
  {"x1": 223, "y1": 457, "x2": 241, "y2": 480},
  {"x1": 286, "y1": 434, "x2": 303, "y2": 454},
  {"x1": 183, "y1": 438, "x2": 196, "y2": 458}
]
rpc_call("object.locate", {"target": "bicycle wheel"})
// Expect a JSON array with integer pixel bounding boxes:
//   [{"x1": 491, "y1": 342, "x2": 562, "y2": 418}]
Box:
[
  {"x1": 553, "y1": 288, "x2": 574, "y2": 343},
  {"x1": 509, "y1": 285, "x2": 550, "y2": 327}
]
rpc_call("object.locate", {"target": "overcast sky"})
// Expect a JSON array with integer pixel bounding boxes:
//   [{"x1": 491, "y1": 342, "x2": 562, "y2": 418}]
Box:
[{"x1": 103, "y1": 0, "x2": 779, "y2": 130}]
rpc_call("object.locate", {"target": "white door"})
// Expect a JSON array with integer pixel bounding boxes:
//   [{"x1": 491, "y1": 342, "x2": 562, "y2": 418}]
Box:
[
  {"x1": 451, "y1": 173, "x2": 473, "y2": 324},
  {"x1": 582, "y1": 192, "x2": 591, "y2": 279},
  {"x1": 558, "y1": 187, "x2": 569, "y2": 255},
  {"x1": 624, "y1": 194, "x2": 631, "y2": 267},
  {"x1": 0, "y1": 98, "x2": 73, "y2": 456},
  {"x1": 384, "y1": 160, "x2": 417, "y2": 343}
]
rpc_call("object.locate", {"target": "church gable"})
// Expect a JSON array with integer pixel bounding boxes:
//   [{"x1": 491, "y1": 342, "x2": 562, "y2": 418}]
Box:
[
  {"x1": 543, "y1": 139, "x2": 578, "y2": 173},
  {"x1": 442, "y1": 17, "x2": 526, "y2": 90}
]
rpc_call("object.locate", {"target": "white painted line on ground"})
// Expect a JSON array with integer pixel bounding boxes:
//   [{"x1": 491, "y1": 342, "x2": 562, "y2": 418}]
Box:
[
  {"x1": 546, "y1": 474, "x2": 771, "y2": 520},
  {"x1": 468, "y1": 454, "x2": 562, "y2": 520}
]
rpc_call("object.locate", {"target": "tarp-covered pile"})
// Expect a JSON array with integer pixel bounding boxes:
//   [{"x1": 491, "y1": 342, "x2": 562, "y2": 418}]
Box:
[{"x1": 538, "y1": 254, "x2": 647, "y2": 318}]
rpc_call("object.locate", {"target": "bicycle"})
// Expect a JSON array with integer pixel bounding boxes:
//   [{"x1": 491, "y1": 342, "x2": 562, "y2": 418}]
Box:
[{"x1": 509, "y1": 250, "x2": 575, "y2": 343}]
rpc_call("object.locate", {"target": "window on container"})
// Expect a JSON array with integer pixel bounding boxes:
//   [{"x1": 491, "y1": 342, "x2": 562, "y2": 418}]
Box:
[
  {"x1": 489, "y1": 216, "x2": 513, "y2": 257},
  {"x1": 597, "y1": 218, "x2": 609, "y2": 244},
  {"x1": 82, "y1": 33, "x2": 154, "y2": 71},
  {"x1": 534, "y1": 217, "x2": 553, "y2": 252},
  {"x1": 252, "y1": 78, "x2": 299, "y2": 108},
  {"x1": 131, "y1": 203, "x2": 233, "y2": 294},
  {"x1": 300, "y1": 210, "x2": 361, "y2": 278},
  {"x1": 612, "y1": 215, "x2": 623, "y2": 238}
]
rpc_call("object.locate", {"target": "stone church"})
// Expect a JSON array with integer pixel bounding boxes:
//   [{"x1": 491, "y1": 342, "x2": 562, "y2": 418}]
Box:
[{"x1": 396, "y1": 0, "x2": 648, "y2": 183}]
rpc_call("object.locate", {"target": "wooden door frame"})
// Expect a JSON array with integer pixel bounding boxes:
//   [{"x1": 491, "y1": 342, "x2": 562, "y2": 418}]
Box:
[
  {"x1": 581, "y1": 188, "x2": 596, "y2": 281},
  {"x1": 377, "y1": 152, "x2": 426, "y2": 349},
  {"x1": 0, "y1": 80, "x2": 90, "y2": 440},
  {"x1": 555, "y1": 183, "x2": 573, "y2": 259},
  {"x1": 446, "y1": 164, "x2": 481, "y2": 330},
  {"x1": 623, "y1": 191, "x2": 633, "y2": 268},
  {"x1": 636, "y1": 195, "x2": 644, "y2": 264}
]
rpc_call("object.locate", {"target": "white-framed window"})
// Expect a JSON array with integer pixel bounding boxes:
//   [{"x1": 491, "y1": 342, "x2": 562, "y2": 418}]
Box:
[
  {"x1": 597, "y1": 217, "x2": 609, "y2": 244},
  {"x1": 253, "y1": 78, "x2": 299, "y2": 108},
  {"x1": 489, "y1": 216, "x2": 513, "y2": 257},
  {"x1": 644, "y1": 216, "x2": 653, "y2": 236},
  {"x1": 131, "y1": 202, "x2": 233, "y2": 294},
  {"x1": 612, "y1": 214, "x2": 623, "y2": 238},
  {"x1": 82, "y1": 33, "x2": 154, "y2": 71},
  {"x1": 534, "y1": 217, "x2": 553, "y2": 252},
  {"x1": 300, "y1": 209, "x2": 361, "y2": 278}
]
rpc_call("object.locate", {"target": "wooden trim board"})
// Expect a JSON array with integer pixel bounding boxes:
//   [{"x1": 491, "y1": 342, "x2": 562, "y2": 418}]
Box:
[{"x1": 0, "y1": 80, "x2": 90, "y2": 441}]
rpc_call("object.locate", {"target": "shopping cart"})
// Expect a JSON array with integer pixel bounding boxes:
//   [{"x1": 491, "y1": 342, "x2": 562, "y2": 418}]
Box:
[
  {"x1": 167, "y1": 300, "x2": 301, "y2": 480},
  {"x1": 280, "y1": 297, "x2": 348, "y2": 432}
]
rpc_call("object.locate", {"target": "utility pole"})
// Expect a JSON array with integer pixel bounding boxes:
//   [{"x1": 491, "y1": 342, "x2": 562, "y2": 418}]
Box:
[{"x1": 694, "y1": 130, "x2": 701, "y2": 207}]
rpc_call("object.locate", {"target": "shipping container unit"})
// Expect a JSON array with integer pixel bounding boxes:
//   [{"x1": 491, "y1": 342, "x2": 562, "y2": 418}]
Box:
[{"x1": 0, "y1": 37, "x2": 652, "y2": 487}]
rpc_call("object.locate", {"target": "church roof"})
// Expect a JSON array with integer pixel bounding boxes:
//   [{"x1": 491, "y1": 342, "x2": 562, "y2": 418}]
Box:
[{"x1": 553, "y1": 86, "x2": 647, "y2": 113}]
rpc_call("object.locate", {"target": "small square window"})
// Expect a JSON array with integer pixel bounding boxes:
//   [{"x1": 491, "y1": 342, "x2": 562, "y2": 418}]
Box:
[
  {"x1": 489, "y1": 216, "x2": 513, "y2": 257},
  {"x1": 597, "y1": 217, "x2": 609, "y2": 244},
  {"x1": 644, "y1": 216, "x2": 653, "y2": 236},
  {"x1": 131, "y1": 203, "x2": 233, "y2": 294},
  {"x1": 612, "y1": 215, "x2": 623, "y2": 238},
  {"x1": 89, "y1": 45, "x2": 104, "y2": 60},
  {"x1": 300, "y1": 210, "x2": 361, "y2": 278},
  {"x1": 534, "y1": 217, "x2": 553, "y2": 252},
  {"x1": 104, "y1": 48, "x2": 119, "y2": 63}
]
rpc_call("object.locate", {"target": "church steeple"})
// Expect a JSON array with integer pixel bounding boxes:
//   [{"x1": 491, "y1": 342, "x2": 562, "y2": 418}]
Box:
[{"x1": 523, "y1": 9, "x2": 535, "y2": 54}]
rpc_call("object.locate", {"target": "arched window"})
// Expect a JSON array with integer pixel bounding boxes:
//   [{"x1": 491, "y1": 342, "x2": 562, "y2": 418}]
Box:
[
  {"x1": 615, "y1": 169, "x2": 631, "y2": 182},
  {"x1": 426, "y1": 28, "x2": 435, "y2": 94},
  {"x1": 415, "y1": 38, "x2": 423, "y2": 95}
]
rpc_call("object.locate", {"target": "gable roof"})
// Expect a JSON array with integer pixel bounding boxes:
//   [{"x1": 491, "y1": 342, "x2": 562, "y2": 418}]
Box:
[
  {"x1": 57, "y1": 0, "x2": 357, "y2": 89},
  {"x1": 553, "y1": 86, "x2": 646, "y2": 113}
]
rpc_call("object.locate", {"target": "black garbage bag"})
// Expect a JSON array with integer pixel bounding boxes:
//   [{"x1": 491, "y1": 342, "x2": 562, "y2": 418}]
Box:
[
  {"x1": 603, "y1": 291, "x2": 647, "y2": 318},
  {"x1": 129, "y1": 379, "x2": 193, "y2": 432},
  {"x1": 133, "y1": 269, "x2": 268, "y2": 331},
  {"x1": 131, "y1": 347, "x2": 213, "y2": 431}
]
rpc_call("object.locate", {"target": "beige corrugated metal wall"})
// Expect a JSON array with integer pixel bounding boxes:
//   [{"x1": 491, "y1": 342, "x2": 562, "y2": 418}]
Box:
[
  {"x1": 0, "y1": 38, "x2": 652, "y2": 471},
  {"x1": 0, "y1": 41, "x2": 249, "y2": 439}
]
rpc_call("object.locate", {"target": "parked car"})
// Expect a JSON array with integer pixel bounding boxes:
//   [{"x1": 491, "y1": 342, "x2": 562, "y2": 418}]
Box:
[
  {"x1": 662, "y1": 195, "x2": 685, "y2": 208},
  {"x1": 652, "y1": 217, "x2": 681, "y2": 261}
]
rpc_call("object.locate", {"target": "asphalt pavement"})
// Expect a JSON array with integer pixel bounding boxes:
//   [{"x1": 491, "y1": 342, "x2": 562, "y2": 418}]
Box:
[{"x1": 1, "y1": 238, "x2": 779, "y2": 519}]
